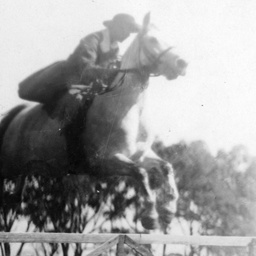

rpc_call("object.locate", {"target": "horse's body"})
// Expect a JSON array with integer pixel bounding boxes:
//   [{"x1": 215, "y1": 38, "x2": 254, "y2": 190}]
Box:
[{"x1": 0, "y1": 14, "x2": 187, "y2": 229}]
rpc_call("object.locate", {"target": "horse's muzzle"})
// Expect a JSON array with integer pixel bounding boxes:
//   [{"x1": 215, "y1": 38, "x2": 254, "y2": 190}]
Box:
[{"x1": 176, "y1": 58, "x2": 188, "y2": 76}]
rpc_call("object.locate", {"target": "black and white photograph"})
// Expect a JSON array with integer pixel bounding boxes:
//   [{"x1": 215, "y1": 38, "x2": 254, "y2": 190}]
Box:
[{"x1": 0, "y1": 1, "x2": 256, "y2": 255}]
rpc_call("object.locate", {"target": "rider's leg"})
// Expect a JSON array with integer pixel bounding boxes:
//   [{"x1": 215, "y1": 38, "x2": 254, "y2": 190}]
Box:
[{"x1": 18, "y1": 61, "x2": 68, "y2": 104}]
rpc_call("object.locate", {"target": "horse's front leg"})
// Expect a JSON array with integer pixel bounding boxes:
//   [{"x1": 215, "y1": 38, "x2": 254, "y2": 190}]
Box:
[
  {"x1": 136, "y1": 149, "x2": 179, "y2": 229},
  {"x1": 96, "y1": 153, "x2": 155, "y2": 199},
  {"x1": 78, "y1": 152, "x2": 158, "y2": 229}
]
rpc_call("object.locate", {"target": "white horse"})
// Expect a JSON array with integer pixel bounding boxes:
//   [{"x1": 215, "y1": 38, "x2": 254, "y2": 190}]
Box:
[{"x1": 0, "y1": 13, "x2": 187, "y2": 229}]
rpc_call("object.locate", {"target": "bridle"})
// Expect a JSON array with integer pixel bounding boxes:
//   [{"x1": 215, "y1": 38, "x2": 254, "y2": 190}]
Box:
[
  {"x1": 115, "y1": 35, "x2": 173, "y2": 77},
  {"x1": 105, "y1": 34, "x2": 173, "y2": 91},
  {"x1": 140, "y1": 45, "x2": 173, "y2": 77}
]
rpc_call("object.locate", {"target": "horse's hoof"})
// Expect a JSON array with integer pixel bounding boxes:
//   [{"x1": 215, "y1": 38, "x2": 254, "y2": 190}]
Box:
[
  {"x1": 141, "y1": 215, "x2": 159, "y2": 230},
  {"x1": 141, "y1": 201, "x2": 159, "y2": 229},
  {"x1": 158, "y1": 207, "x2": 175, "y2": 225}
]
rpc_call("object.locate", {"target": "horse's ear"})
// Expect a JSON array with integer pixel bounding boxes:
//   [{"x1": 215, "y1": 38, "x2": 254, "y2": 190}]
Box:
[
  {"x1": 140, "y1": 12, "x2": 151, "y2": 35},
  {"x1": 143, "y1": 12, "x2": 151, "y2": 28}
]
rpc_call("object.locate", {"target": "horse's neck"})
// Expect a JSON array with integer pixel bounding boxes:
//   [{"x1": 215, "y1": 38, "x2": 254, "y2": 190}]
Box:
[
  {"x1": 110, "y1": 37, "x2": 149, "y2": 93},
  {"x1": 111, "y1": 72, "x2": 148, "y2": 93},
  {"x1": 110, "y1": 63, "x2": 149, "y2": 96}
]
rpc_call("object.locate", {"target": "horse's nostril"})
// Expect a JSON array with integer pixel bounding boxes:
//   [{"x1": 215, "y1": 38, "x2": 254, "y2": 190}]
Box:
[{"x1": 176, "y1": 58, "x2": 187, "y2": 70}]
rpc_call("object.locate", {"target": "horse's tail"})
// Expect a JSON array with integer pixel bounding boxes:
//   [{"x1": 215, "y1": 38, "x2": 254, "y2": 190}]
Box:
[
  {"x1": 0, "y1": 104, "x2": 27, "y2": 205},
  {"x1": 0, "y1": 105, "x2": 27, "y2": 155}
]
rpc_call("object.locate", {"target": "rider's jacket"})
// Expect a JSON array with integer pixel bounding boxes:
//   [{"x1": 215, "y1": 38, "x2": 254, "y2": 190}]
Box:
[{"x1": 68, "y1": 29, "x2": 119, "y2": 70}]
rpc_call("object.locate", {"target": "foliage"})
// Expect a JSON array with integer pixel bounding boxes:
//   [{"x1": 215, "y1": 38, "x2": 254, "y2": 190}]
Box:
[
  {"x1": 15, "y1": 174, "x2": 144, "y2": 256},
  {"x1": 1, "y1": 141, "x2": 256, "y2": 255},
  {"x1": 154, "y1": 140, "x2": 256, "y2": 255},
  {"x1": 0, "y1": 179, "x2": 33, "y2": 256}
]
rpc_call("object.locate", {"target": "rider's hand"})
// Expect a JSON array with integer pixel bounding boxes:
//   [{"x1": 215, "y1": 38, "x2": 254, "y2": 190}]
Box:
[{"x1": 68, "y1": 83, "x2": 92, "y2": 100}]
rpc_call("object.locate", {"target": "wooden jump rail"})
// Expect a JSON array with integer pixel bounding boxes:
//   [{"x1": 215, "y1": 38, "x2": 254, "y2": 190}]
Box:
[{"x1": 0, "y1": 233, "x2": 256, "y2": 256}]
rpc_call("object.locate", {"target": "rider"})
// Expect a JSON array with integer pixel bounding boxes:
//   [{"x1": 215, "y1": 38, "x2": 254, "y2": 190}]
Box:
[{"x1": 18, "y1": 13, "x2": 140, "y2": 122}]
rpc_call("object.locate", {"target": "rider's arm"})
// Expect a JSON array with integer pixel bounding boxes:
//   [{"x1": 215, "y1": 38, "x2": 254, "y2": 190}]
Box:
[
  {"x1": 67, "y1": 33, "x2": 101, "y2": 74},
  {"x1": 67, "y1": 32, "x2": 119, "y2": 83}
]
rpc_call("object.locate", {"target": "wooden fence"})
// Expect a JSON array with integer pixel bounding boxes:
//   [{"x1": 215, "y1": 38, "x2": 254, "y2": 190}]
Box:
[{"x1": 0, "y1": 233, "x2": 256, "y2": 256}]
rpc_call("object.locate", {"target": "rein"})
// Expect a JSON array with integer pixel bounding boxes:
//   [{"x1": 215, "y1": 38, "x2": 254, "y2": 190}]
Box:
[{"x1": 111, "y1": 45, "x2": 173, "y2": 77}]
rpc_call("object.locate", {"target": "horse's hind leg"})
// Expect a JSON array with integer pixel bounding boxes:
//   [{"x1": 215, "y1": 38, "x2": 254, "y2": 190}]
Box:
[
  {"x1": 2, "y1": 176, "x2": 26, "y2": 206},
  {"x1": 0, "y1": 105, "x2": 27, "y2": 207},
  {"x1": 83, "y1": 153, "x2": 155, "y2": 200},
  {"x1": 11, "y1": 176, "x2": 25, "y2": 204}
]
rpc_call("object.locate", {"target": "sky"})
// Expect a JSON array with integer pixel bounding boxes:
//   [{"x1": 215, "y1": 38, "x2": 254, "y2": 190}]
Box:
[{"x1": 1, "y1": 0, "x2": 256, "y2": 156}]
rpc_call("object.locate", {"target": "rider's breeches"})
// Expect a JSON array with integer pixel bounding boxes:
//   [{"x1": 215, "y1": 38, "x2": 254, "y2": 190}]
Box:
[{"x1": 18, "y1": 61, "x2": 73, "y2": 104}]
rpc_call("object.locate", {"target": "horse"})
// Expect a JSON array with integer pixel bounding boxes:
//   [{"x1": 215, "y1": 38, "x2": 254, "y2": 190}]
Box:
[{"x1": 0, "y1": 13, "x2": 187, "y2": 229}]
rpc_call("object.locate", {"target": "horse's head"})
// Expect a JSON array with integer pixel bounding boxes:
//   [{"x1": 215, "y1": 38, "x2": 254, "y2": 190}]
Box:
[
  {"x1": 129, "y1": 13, "x2": 187, "y2": 80},
  {"x1": 138, "y1": 157, "x2": 179, "y2": 230}
]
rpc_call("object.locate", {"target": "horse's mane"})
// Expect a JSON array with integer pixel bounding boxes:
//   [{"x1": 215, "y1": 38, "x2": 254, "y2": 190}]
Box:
[
  {"x1": 121, "y1": 35, "x2": 141, "y2": 70},
  {"x1": 120, "y1": 24, "x2": 160, "y2": 73}
]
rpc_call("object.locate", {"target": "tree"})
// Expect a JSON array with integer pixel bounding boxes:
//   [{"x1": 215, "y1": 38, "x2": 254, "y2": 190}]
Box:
[
  {"x1": 0, "y1": 179, "x2": 34, "y2": 256},
  {"x1": 154, "y1": 140, "x2": 256, "y2": 256},
  {"x1": 18, "y1": 174, "x2": 145, "y2": 256}
]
